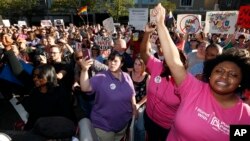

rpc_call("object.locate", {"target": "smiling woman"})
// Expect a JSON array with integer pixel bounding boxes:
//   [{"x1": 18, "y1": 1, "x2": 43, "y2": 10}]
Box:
[{"x1": 151, "y1": 3, "x2": 250, "y2": 141}]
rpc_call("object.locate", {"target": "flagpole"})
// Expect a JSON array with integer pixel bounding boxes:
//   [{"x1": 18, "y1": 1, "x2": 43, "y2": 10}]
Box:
[
  {"x1": 79, "y1": 14, "x2": 86, "y2": 25},
  {"x1": 86, "y1": 13, "x2": 89, "y2": 25}
]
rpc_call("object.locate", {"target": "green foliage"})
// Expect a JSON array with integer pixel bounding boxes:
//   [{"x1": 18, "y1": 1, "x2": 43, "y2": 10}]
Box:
[
  {"x1": 0, "y1": 0, "x2": 39, "y2": 16},
  {"x1": 50, "y1": 0, "x2": 98, "y2": 13},
  {"x1": 50, "y1": 0, "x2": 79, "y2": 12},
  {"x1": 104, "y1": 0, "x2": 135, "y2": 22},
  {"x1": 158, "y1": 0, "x2": 176, "y2": 12}
]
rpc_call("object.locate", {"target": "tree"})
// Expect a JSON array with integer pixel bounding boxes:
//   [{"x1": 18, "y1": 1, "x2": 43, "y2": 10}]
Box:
[
  {"x1": 0, "y1": 0, "x2": 39, "y2": 22},
  {"x1": 50, "y1": 0, "x2": 100, "y2": 14},
  {"x1": 158, "y1": 0, "x2": 176, "y2": 13},
  {"x1": 104, "y1": 0, "x2": 135, "y2": 22}
]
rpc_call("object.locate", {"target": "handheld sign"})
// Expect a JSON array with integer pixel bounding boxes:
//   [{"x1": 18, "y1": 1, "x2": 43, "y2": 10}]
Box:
[
  {"x1": 103, "y1": 17, "x2": 115, "y2": 34},
  {"x1": 204, "y1": 11, "x2": 238, "y2": 34},
  {"x1": 177, "y1": 14, "x2": 201, "y2": 34},
  {"x1": 41, "y1": 20, "x2": 52, "y2": 27},
  {"x1": 54, "y1": 19, "x2": 64, "y2": 26},
  {"x1": 2, "y1": 19, "x2": 10, "y2": 27},
  {"x1": 237, "y1": 6, "x2": 250, "y2": 28}
]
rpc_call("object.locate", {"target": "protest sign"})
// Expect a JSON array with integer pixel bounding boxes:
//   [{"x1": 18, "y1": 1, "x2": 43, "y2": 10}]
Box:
[
  {"x1": 2, "y1": 19, "x2": 10, "y2": 27},
  {"x1": 177, "y1": 14, "x2": 201, "y2": 34},
  {"x1": 129, "y1": 8, "x2": 148, "y2": 31},
  {"x1": 237, "y1": 6, "x2": 250, "y2": 28},
  {"x1": 94, "y1": 35, "x2": 113, "y2": 50},
  {"x1": 41, "y1": 20, "x2": 52, "y2": 27},
  {"x1": 54, "y1": 19, "x2": 64, "y2": 26},
  {"x1": 204, "y1": 11, "x2": 238, "y2": 34},
  {"x1": 18, "y1": 21, "x2": 27, "y2": 27},
  {"x1": 103, "y1": 17, "x2": 115, "y2": 34}
]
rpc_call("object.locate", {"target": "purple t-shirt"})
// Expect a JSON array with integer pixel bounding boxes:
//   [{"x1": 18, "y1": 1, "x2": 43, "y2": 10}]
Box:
[
  {"x1": 90, "y1": 70, "x2": 135, "y2": 132},
  {"x1": 146, "y1": 56, "x2": 181, "y2": 128},
  {"x1": 167, "y1": 73, "x2": 250, "y2": 141}
]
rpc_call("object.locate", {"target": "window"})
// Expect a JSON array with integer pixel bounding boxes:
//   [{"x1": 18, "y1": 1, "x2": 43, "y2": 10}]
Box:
[
  {"x1": 180, "y1": 0, "x2": 193, "y2": 7},
  {"x1": 142, "y1": 0, "x2": 157, "y2": 4}
]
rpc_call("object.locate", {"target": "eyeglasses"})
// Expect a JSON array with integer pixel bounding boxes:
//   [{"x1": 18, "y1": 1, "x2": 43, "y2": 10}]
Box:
[
  {"x1": 50, "y1": 52, "x2": 60, "y2": 54},
  {"x1": 76, "y1": 56, "x2": 83, "y2": 61}
]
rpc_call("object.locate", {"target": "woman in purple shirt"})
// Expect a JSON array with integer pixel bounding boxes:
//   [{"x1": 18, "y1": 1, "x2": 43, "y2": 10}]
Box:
[{"x1": 80, "y1": 51, "x2": 137, "y2": 141}]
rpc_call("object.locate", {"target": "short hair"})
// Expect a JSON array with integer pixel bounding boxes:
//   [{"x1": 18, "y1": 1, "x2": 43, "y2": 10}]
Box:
[
  {"x1": 108, "y1": 51, "x2": 124, "y2": 64},
  {"x1": 203, "y1": 48, "x2": 250, "y2": 93},
  {"x1": 205, "y1": 43, "x2": 223, "y2": 54}
]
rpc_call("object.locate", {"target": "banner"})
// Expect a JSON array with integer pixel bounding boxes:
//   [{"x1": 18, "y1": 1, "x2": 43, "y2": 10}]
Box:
[
  {"x1": 204, "y1": 11, "x2": 238, "y2": 34},
  {"x1": 237, "y1": 6, "x2": 250, "y2": 28},
  {"x1": 177, "y1": 14, "x2": 202, "y2": 34}
]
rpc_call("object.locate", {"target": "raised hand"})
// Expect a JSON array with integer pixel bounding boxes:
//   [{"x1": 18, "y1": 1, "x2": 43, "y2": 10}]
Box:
[
  {"x1": 80, "y1": 57, "x2": 93, "y2": 72},
  {"x1": 144, "y1": 23, "x2": 156, "y2": 33},
  {"x1": 151, "y1": 3, "x2": 166, "y2": 26}
]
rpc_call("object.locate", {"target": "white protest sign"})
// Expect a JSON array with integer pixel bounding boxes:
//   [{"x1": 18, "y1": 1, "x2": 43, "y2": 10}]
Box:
[
  {"x1": 177, "y1": 14, "x2": 201, "y2": 34},
  {"x1": 2, "y1": 19, "x2": 10, "y2": 27},
  {"x1": 41, "y1": 20, "x2": 52, "y2": 27},
  {"x1": 129, "y1": 8, "x2": 148, "y2": 31},
  {"x1": 204, "y1": 11, "x2": 238, "y2": 34},
  {"x1": 103, "y1": 17, "x2": 115, "y2": 34},
  {"x1": 18, "y1": 21, "x2": 27, "y2": 27},
  {"x1": 54, "y1": 19, "x2": 64, "y2": 26}
]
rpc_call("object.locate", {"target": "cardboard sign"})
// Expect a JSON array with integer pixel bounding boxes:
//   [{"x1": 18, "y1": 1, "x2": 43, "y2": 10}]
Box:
[
  {"x1": 54, "y1": 19, "x2": 64, "y2": 26},
  {"x1": 237, "y1": 6, "x2": 250, "y2": 28},
  {"x1": 41, "y1": 20, "x2": 52, "y2": 27},
  {"x1": 102, "y1": 17, "x2": 115, "y2": 34},
  {"x1": 204, "y1": 11, "x2": 238, "y2": 34},
  {"x1": 177, "y1": 14, "x2": 202, "y2": 34},
  {"x1": 2, "y1": 19, "x2": 10, "y2": 27},
  {"x1": 18, "y1": 21, "x2": 27, "y2": 27}
]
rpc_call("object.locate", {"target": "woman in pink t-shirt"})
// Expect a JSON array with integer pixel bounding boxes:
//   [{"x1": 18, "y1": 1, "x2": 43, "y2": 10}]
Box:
[
  {"x1": 140, "y1": 24, "x2": 187, "y2": 141},
  {"x1": 152, "y1": 3, "x2": 250, "y2": 141}
]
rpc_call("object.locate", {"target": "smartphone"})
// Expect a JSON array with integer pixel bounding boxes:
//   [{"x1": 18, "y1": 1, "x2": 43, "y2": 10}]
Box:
[
  {"x1": 150, "y1": 9, "x2": 156, "y2": 26},
  {"x1": 82, "y1": 49, "x2": 91, "y2": 60}
]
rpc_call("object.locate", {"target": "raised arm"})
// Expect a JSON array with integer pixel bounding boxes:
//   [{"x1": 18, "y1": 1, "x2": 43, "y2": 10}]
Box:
[
  {"x1": 140, "y1": 24, "x2": 156, "y2": 64},
  {"x1": 80, "y1": 57, "x2": 94, "y2": 92},
  {"x1": 154, "y1": 3, "x2": 187, "y2": 86}
]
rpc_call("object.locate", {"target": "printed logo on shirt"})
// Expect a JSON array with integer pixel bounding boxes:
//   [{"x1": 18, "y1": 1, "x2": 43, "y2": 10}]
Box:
[
  {"x1": 110, "y1": 83, "x2": 116, "y2": 90},
  {"x1": 154, "y1": 76, "x2": 161, "y2": 83},
  {"x1": 195, "y1": 107, "x2": 229, "y2": 135}
]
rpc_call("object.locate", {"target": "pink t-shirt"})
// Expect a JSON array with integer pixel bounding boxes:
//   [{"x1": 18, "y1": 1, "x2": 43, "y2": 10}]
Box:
[
  {"x1": 146, "y1": 56, "x2": 181, "y2": 129},
  {"x1": 167, "y1": 73, "x2": 250, "y2": 141}
]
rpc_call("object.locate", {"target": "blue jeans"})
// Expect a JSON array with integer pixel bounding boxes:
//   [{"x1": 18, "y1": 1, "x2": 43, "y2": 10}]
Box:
[{"x1": 134, "y1": 105, "x2": 146, "y2": 141}]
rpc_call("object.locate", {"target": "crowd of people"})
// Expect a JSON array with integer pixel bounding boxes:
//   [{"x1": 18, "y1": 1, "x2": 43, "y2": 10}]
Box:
[{"x1": 1, "y1": 2, "x2": 250, "y2": 141}]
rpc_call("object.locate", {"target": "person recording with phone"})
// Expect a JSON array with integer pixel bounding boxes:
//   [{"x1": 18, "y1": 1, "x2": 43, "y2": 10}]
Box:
[
  {"x1": 79, "y1": 51, "x2": 137, "y2": 141},
  {"x1": 72, "y1": 49, "x2": 108, "y2": 118}
]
